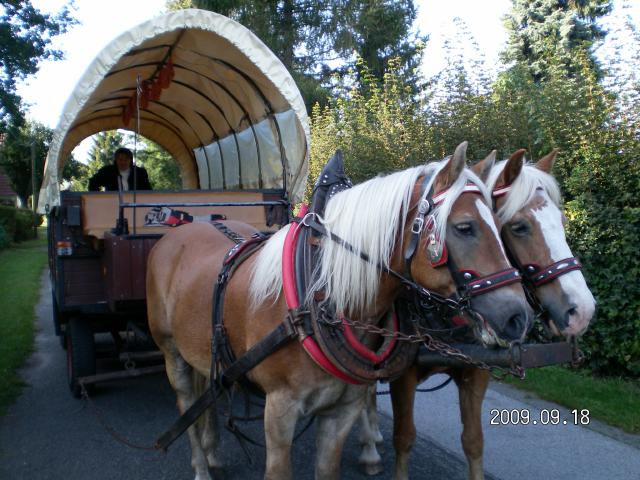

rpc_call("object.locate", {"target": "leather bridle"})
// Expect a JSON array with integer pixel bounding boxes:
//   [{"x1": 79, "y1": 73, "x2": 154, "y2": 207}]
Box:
[{"x1": 402, "y1": 177, "x2": 522, "y2": 308}]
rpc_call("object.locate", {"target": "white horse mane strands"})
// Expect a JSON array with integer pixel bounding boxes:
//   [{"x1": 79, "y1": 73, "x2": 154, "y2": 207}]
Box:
[
  {"x1": 309, "y1": 160, "x2": 490, "y2": 315},
  {"x1": 487, "y1": 160, "x2": 562, "y2": 223},
  {"x1": 249, "y1": 224, "x2": 290, "y2": 308},
  {"x1": 249, "y1": 160, "x2": 490, "y2": 314}
]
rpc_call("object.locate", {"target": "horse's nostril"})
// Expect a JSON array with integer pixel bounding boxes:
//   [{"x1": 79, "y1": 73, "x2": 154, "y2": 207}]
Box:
[
  {"x1": 562, "y1": 304, "x2": 579, "y2": 330},
  {"x1": 504, "y1": 313, "x2": 526, "y2": 340}
]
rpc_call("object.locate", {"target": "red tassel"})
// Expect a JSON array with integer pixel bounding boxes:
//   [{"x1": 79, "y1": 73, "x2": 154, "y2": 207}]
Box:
[
  {"x1": 158, "y1": 57, "x2": 174, "y2": 89},
  {"x1": 166, "y1": 57, "x2": 175, "y2": 80},
  {"x1": 158, "y1": 67, "x2": 169, "y2": 89},
  {"x1": 150, "y1": 79, "x2": 162, "y2": 101},
  {"x1": 140, "y1": 81, "x2": 150, "y2": 109}
]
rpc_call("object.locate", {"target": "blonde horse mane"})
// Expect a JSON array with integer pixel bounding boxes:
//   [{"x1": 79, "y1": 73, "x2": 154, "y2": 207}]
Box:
[
  {"x1": 250, "y1": 160, "x2": 490, "y2": 314},
  {"x1": 487, "y1": 161, "x2": 562, "y2": 223},
  {"x1": 249, "y1": 224, "x2": 290, "y2": 308}
]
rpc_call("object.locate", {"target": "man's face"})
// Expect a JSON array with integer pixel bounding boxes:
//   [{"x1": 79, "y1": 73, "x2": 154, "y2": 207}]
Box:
[{"x1": 116, "y1": 153, "x2": 131, "y2": 172}]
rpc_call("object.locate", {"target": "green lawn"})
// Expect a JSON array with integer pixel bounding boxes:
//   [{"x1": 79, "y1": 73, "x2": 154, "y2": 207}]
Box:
[
  {"x1": 505, "y1": 365, "x2": 640, "y2": 434},
  {"x1": 0, "y1": 231, "x2": 47, "y2": 417}
]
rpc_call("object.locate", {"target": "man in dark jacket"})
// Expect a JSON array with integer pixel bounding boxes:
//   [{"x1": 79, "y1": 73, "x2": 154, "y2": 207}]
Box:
[{"x1": 88, "y1": 147, "x2": 152, "y2": 191}]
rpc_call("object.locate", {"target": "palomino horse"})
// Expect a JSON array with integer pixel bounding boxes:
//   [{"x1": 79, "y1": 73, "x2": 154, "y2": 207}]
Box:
[
  {"x1": 146, "y1": 143, "x2": 531, "y2": 480},
  {"x1": 360, "y1": 149, "x2": 596, "y2": 480}
]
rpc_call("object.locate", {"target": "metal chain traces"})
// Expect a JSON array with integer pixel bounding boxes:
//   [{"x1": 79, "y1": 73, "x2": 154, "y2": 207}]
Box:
[{"x1": 335, "y1": 315, "x2": 526, "y2": 380}]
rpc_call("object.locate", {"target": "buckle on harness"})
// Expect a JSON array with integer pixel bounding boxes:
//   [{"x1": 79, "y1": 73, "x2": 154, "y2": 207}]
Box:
[
  {"x1": 286, "y1": 308, "x2": 311, "y2": 340},
  {"x1": 411, "y1": 199, "x2": 432, "y2": 234},
  {"x1": 411, "y1": 216, "x2": 424, "y2": 234}
]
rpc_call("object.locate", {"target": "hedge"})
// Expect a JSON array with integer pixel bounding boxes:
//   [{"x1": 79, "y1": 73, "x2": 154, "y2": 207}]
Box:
[
  {"x1": 0, "y1": 225, "x2": 8, "y2": 250},
  {"x1": 0, "y1": 206, "x2": 40, "y2": 243}
]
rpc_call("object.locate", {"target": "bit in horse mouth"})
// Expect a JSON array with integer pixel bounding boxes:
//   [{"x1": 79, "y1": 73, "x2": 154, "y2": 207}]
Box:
[{"x1": 477, "y1": 316, "x2": 511, "y2": 348}]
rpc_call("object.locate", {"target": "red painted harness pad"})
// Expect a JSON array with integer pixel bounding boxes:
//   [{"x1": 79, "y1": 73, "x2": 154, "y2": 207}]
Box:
[{"x1": 282, "y1": 205, "x2": 362, "y2": 384}]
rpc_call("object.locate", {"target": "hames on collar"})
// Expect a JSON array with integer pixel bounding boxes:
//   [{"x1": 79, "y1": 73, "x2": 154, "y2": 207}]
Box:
[{"x1": 310, "y1": 150, "x2": 353, "y2": 217}]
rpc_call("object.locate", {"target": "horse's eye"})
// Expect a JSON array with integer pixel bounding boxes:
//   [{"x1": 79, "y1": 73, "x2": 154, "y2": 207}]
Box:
[
  {"x1": 454, "y1": 223, "x2": 473, "y2": 236},
  {"x1": 509, "y1": 221, "x2": 530, "y2": 236}
]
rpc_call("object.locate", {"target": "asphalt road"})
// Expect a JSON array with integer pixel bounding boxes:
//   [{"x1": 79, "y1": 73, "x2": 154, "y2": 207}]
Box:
[
  {"x1": 0, "y1": 273, "x2": 480, "y2": 480},
  {"x1": 1, "y1": 272, "x2": 638, "y2": 479}
]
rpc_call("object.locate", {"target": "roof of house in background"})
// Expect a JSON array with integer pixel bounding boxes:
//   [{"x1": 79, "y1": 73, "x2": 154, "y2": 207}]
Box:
[{"x1": 0, "y1": 168, "x2": 18, "y2": 197}]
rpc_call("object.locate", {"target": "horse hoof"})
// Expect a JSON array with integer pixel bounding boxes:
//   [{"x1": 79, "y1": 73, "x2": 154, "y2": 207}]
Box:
[{"x1": 361, "y1": 462, "x2": 384, "y2": 476}]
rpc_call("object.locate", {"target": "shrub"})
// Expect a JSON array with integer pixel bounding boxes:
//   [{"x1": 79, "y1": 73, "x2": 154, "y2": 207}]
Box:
[
  {"x1": 0, "y1": 206, "x2": 17, "y2": 241},
  {"x1": 0, "y1": 225, "x2": 9, "y2": 250},
  {"x1": 564, "y1": 141, "x2": 640, "y2": 377},
  {"x1": 14, "y1": 209, "x2": 39, "y2": 241},
  {"x1": 0, "y1": 207, "x2": 40, "y2": 242}
]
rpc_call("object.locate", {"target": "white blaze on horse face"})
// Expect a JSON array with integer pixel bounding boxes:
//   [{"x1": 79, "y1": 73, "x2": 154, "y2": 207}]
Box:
[
  {"x1": 474, "y1": 198, "x2": 506, "y2": 257},
  {"x1": 530, "y1": 193, "x2": 596, "y2": 336}
]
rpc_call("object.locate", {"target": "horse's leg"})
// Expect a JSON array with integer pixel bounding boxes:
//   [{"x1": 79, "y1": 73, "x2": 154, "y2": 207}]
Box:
[
  {"x1": 315, "y1": 390, "x2": 366, "y2": 480},
  {"x1": 390, "y1": 366, "x2": 420, "y2": 480},
  {"x1": 200, "y1": 378, "x2": 222, "y2": 470},
  {"x1": 164, "y1": 347, "x2": 212, "y2": 480},
  {"x1": 358, "y1": 384, "x2": 384, "y2": 475},
  {"x1": 263, "y1": 390, "x2": 299, "y2": 480},
  {"x1": 452, "y1": 367, "x2": 490, "y2": 480}
]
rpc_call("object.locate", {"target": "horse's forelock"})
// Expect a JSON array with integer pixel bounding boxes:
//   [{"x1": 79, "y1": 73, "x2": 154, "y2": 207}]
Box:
[{"x1": 488, "y1": 161, "x2": 562, "y2": 223}]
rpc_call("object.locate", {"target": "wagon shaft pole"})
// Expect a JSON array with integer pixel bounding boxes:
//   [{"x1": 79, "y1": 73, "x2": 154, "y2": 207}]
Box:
[{"x1": 415, "y1": 342, "x2": 573, "y2": 369}]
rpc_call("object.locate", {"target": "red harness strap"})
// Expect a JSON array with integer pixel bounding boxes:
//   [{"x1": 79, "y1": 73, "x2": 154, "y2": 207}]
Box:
[
  {"x1": 282, "y1": 205, "x2": 362, "y2": 384},
  {"x1": 341, "y1": 313, "x2": 398, "y2": 364}
]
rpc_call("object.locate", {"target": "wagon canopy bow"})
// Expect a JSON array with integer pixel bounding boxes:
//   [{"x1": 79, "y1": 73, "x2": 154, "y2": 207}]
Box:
[{"x1": 37, "y1": 9, "x2": 310, "y2": 213}]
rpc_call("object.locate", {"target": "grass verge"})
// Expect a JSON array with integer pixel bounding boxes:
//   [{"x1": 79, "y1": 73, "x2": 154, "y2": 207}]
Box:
[
  {"x1": 0, "y1": 231, "x2": 47, "y2": 417},
  {"x1": 505, "y1": 365, "x2": 640, "y2": 434}
]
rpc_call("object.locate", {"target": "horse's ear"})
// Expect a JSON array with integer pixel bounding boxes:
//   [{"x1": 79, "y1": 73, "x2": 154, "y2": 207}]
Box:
[
  {"x1": 498, "y1": 148, "x2": 526, "y2": 186},
  {"x1": 434, "y1": 141, "x2": 467, "y2": 192},
  {"x1": 471, "y1": 150, "x2": 496, "y2": 183},
  {"x1": 534, "y1": 149, "x2": 559, "y2": 173}
]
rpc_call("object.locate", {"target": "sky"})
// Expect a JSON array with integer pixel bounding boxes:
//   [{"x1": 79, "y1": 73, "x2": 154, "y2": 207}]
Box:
[{"x1": 14, "y1": 0, "x2": 640, "y2": 161}]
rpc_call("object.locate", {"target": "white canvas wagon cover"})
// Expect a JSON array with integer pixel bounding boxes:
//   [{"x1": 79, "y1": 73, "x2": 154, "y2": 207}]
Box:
[{"x1": 38, "y1": 9, "x2": 310, "y2": 213}]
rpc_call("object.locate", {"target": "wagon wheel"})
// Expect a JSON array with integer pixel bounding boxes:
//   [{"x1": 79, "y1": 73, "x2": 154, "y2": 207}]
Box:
[{"x1": 66, "y1": 317, "x2": 96, "y2": 398}]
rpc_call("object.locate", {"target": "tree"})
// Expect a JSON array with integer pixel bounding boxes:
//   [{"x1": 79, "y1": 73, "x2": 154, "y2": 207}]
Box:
[
  {"x1": 168, "y1": 0, "x2": 424, "y2": 109},
  {"x1": 502, "y1": 0, "x2": 611, "y2": 82},
  {"x1": 598, "y1": 0, "x2": 640, "y2": 130},
  {"x1": 0, "y1": 1, "x2": 74, "y2": 130},
  {"x1": 0, "y1": 120, "x2": 51, "y2": 206},
  {"x1": 136, "y1": 138, "x2": 182, "y2": 190},
  {"x1": 310, "y1": 57, "x2": 430, "y2": 196},
  {"x1": 86, "y1": 131, "x2": 125, "y2": 173}
]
